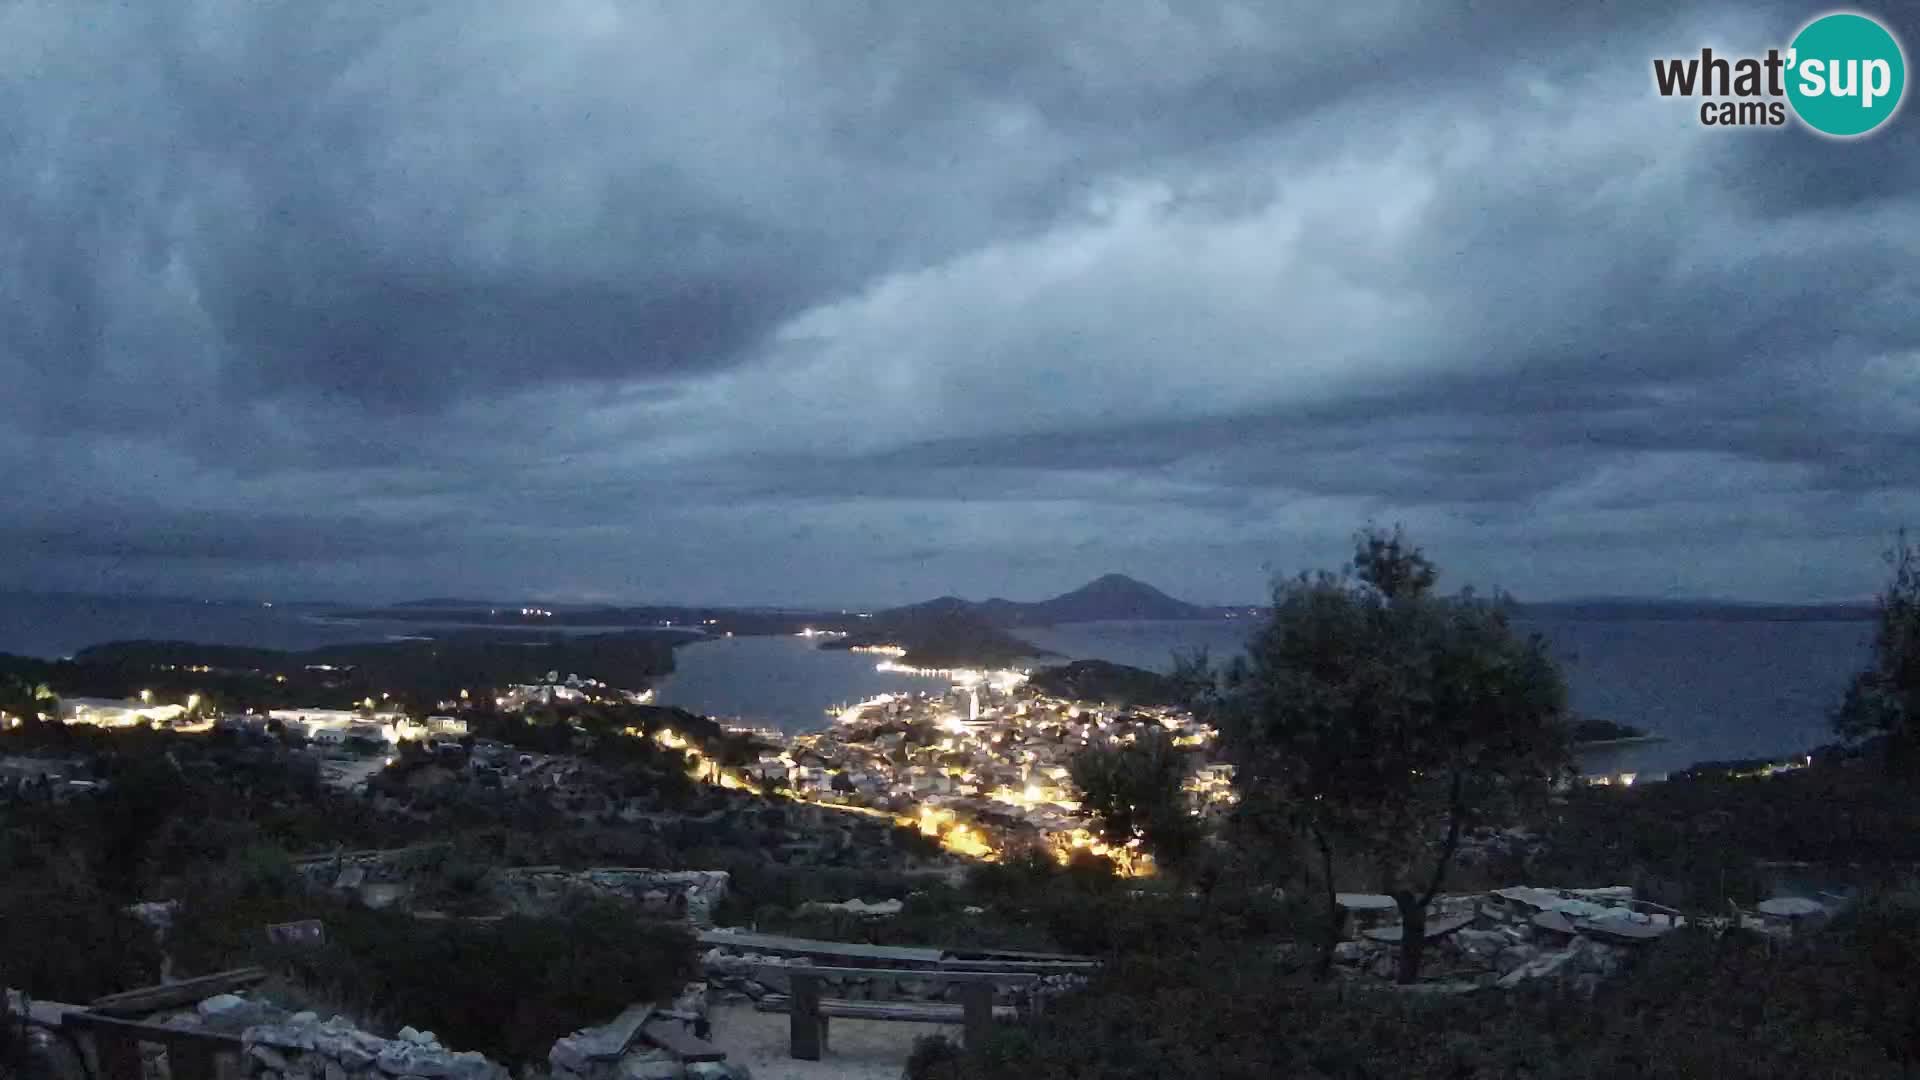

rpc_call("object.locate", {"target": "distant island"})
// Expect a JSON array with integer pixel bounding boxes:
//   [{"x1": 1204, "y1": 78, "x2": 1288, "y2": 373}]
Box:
[
  {"x1": 822, "y1": 609, "x2": 1051, "y2": 669},
  {"x1": 316, "y1": 579, "x2": 1876, "y2": 676},
  {"x1": 877, "y1": 573, "x2": 1238, "y2": 627},
  {"x1": 329, "y1": 574, "x2": 1237, "y2": 670},
  {"x1": 1515, "y1": 599, "x2": 1875, "y2": 622},
  {"x1": 1025, "y1": 659, "x2": 1185, "y2": 707},
  {"x1": 1568, "y1": 717, "x2": 1664, "y2": 747},
  {"x1": 0, "y1": 630, "x2": 690, "y2": 713}
]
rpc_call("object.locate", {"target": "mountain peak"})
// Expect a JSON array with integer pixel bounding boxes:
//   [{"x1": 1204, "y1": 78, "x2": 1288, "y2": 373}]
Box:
[
  {"x1": 882, "y1": 573, "x2": 1216, "y2": 626},
  {"x1": 1070, "y1": 573, "x2": 1169, "y2": 595}
]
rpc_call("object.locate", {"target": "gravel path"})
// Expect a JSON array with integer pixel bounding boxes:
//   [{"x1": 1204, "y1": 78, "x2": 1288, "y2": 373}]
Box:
[{"x1": 707, "y1": 1001, "x2": 960, "y2": 1080}]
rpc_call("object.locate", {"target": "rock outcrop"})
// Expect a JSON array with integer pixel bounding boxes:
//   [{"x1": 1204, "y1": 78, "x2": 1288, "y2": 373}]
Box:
[
  {"x1": 240, "y1": 1014, "x2": 510, "y2": 1080},
  {"x1": 545, "y1": 989, "x2": 748, "y2": 1080},
  {"x1": 1325, "y1": 885, "x2": 1681, "y2": 992},
  {"x1": 492, "y1": 869, "x2": 730, "y2": 927}
]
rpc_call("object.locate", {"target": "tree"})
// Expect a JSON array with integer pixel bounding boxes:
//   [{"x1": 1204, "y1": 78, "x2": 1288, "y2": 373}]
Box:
[
  {"x1": 89, "y1": 753, "x2": 190, "y2": 901},
  {"x1": 1351, "y1": 522, "x2": 1438, "y2": 601},
  {"x1": 1835, "y1": 531, "x2": 1920, "y2": 778},
  {"x1": 0, "y1": 676, "x2": 58, "y2": 724},
  {"x1": 1068, "y1": 728, "x2": 1200, "y2": 875},
  {"x1": 1215, "y1": 527, "x2": 1569, "y2": 982}
]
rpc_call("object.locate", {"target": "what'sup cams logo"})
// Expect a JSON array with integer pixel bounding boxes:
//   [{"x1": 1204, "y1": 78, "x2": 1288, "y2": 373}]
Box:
[{"x1": 1654, "y1": 11, "x2": 1906, "y2": 136}]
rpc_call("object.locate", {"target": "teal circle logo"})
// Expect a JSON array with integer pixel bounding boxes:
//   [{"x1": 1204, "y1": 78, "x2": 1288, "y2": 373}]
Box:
[{"x1": 1787, "y1": 12, "x2": 1906, "y2": 137}]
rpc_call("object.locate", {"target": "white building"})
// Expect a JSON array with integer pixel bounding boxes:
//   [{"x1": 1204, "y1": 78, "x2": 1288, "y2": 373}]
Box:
[{"x1": 62, "y1": 697, "x2": 186, "y2": 728}]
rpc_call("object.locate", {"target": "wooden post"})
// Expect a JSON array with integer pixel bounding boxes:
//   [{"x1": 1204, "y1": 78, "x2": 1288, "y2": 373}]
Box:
[
  {"x1": 168, "y1": 1041, "x2": 220, "y2": 1080},
  {"x1": 92, "y1": 1031, "x2": 143, "y2": 1080},
  {"x1": 959, "y1": 982, "x2": 994, "y2": 1048},
  {"x1": 788, "y1": 971, "x2": 823, "y2": 1061}
]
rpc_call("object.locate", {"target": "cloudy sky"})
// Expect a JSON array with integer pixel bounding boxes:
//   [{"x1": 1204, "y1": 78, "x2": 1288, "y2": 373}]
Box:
[{"x1": 3, "y1": 1, "x2": 1916, "y2": 607}]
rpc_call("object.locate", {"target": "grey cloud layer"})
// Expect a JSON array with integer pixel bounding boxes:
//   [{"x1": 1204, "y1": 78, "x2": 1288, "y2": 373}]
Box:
[{"x1": 1, "y1": 0, "x2": 1915, "y2": 604}]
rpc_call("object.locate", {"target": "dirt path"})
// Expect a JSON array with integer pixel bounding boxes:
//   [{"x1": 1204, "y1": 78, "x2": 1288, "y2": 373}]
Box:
[{"x1": 707, "y1": 1001, "x2": 960, "y2": 1080}]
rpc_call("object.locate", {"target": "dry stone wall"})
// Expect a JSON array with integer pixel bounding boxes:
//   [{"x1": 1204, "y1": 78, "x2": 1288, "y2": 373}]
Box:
[{"x1": 491, "y1": 869, "x2": 729, "y2": 927}]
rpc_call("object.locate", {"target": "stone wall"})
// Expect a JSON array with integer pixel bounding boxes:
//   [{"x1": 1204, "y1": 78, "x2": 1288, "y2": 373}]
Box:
[
  {"x1": 290, "y1": 849, "x2": 730, "y2": 926},
  {"x1": 241, "y1": 1016, "x2": 508, "y2": 1080},
  {"x1": 491, "y1": 869, "x2": 730, "y2": 927},
  {"x1": 699, "y1": 946, "x2": 1085, "y2": 1009},
  {"x1": 294, "y1": 845, "x2": 454, "y2": 889}
]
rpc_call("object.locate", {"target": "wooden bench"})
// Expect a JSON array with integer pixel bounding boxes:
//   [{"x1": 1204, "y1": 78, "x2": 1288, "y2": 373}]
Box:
[
  {"x1": 754, "y1": 965, "x2": 1039, "y2": 1061},
  {"x1": 86, "y1": 967, "x2": 269, "y2": 1018}
]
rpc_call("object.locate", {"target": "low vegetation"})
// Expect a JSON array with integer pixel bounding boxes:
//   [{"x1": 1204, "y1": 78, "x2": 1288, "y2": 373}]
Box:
[
  {"x1": 914, "y1": 892, "x2": 1920, "y2": 1079},
  {"x1": 166, "y1": 852, "x2": 695, "y2": 1065}
]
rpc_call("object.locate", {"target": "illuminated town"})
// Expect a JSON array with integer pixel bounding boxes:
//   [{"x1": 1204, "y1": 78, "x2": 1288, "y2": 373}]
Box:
[
  {"x1": 20, "y1": 645, "x2": 1238, "y2": 873},
  {"x1": 722, "y1": 651, "x2": 1238, "y2": 873}
]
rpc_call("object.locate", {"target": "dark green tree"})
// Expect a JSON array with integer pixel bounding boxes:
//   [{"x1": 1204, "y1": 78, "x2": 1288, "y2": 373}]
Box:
[
  {"x1": 0, "y1": 676, "x2": 58, "y2": 724},
  {"x1": 1835, "y1": 531, "x2": 1920, "y2": 778},
  {"x1": 1068, "y1": 728, "x2": 1200, "y2": 875},
  {"x1": 1216, "y1": 527, "x2": 1570, "y2": 982}
]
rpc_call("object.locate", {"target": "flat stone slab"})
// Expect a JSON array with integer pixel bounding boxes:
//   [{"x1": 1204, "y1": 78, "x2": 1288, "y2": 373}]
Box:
[
  {"x1": 1564, "y1": 886, "x2": 1635, "y2": 903},
  {"x1": 1494, "y1": 888, "x2": 1614, "y2": 920},
  {"x1": 1334, "y1": 893, "x2": 1398, "y2": 912},
  {"x1": 1757, "y1": 897, "x2": 1825, "y2": 918},
  {"x1": 1576, "y1": 917, "x2": 1673, "y2": 943},
  {"x1": 1362, "y1": 914, "x2": 1473, "y2": 943},
  {"x1": 1531, "y1": 910, "x2": 1577, "y2": 935}
]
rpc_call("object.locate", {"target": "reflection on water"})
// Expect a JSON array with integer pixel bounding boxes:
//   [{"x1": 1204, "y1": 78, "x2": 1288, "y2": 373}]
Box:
[{"x1": 652, "y1": 634, "x2": 936, "y2": 733}]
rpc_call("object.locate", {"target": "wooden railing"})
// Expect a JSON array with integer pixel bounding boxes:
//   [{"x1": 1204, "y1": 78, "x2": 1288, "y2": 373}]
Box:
[
  {"x1": 60, "y1": 1011, "x2": 244, "y2": 1080},
  {"x1": 22, "y1": 967, "x2": 270, "y2": 1080}
]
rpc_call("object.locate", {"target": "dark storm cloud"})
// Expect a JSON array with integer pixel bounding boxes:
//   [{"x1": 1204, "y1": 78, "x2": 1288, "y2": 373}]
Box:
[{"x1": 2, "y1": 0, "x2": 1917, "y2": 605}]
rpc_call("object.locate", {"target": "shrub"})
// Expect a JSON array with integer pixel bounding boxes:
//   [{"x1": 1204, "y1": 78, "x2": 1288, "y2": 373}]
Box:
[
  {"x1": 169, "y1": 879, "x2": 695, "y2": 1066},
  {"x1": 0, "y1": 865, "x2": 164, "y2": 1000},
  {"x1": 943, "y1": 891, "x2": 1920, "y2": 1079},
  {"x1": 904, "y1": 1034, "x2": 964, "y2": 1080}
]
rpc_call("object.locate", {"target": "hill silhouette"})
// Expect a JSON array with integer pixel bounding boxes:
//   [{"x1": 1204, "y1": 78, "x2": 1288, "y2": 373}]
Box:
[{"x1": 883, "y1": 573, "x2": 1220, "y2": 626}]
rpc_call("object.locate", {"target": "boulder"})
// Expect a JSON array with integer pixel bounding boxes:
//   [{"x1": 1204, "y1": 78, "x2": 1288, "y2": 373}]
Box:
[
  {"x1": 617, "y1": 1053, "x2": 683, "y2": 1080},
  {"x1": 199, "y1": 994, "x2": 250, "y2": 1018},
  {"x1": 376, "y1": 1043, "x2": 450, "y2": 1077},
  {"x1": 549, "y1": 1039, "x2": 592, "y2": 1074},
  {"x1": 1451, "y1": 929, "x2": 1508, "y2": 961},
  {"x1": 1494, "y1": 944, "x2": 1538, "y2": 976},
  {"x1": 1368, "y1": 952, "x2": 1397, "y2": 980},
  {"x1": 1495, "y1": 946, "x2": 1576, "y2": 988},
  {"x1": 1757, "y1": 897, "x2": 1825, "y2": 919},
  {"x1": 1332, "y1": 941, "x2": 1371, "y2": 963}
]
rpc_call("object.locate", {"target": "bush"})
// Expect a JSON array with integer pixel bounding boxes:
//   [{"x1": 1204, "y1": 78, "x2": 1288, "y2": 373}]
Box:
[
  {"x1": 0, "y1": 864, "x2": 163, "y2": 1000},
  {"x1": 904, "y1": 1034, "x2": 964, "y2": 1080},
  {"x1": 944, "y1": 891, "x2": 1920, "y2": 1079},
  {"x1": 168, "y1": 878, "x2": 695, "y2": 1066}
]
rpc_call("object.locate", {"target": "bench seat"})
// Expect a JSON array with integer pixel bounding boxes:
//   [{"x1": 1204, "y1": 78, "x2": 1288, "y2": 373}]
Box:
[{"x1": 754, "y1": 996, "x2": 1019, "y2": 1024}]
